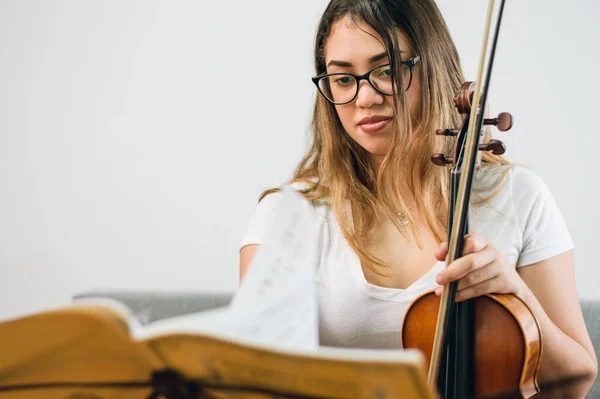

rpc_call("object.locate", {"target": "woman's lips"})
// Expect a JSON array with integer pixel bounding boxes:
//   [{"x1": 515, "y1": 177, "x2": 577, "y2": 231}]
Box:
[{"x1": 359, "y1": 117, "x2": 392, "y2": 133}]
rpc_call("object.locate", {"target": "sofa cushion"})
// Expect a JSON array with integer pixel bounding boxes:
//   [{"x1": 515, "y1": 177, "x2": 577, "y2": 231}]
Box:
[{"x1": 73, "y1": 291, "x2": 233, "y2": 325}]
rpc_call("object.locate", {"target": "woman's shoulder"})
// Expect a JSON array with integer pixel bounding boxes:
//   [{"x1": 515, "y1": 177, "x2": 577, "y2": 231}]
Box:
[
  {"x1": 505, "y1": 164, "x2": 546, "y2": 190},
  {"x1": 241, "y1": 180, "x2": 328, "y2": 249},
  {"x1": 256, "y1": 179, "x2": 330, "y2": 217},
  {"x1": 474, "y1": 164, "x2": 564, "y2": 226},
  {"x1": 475, "y1": 164, "x2": 548, "y2": 197},
  {"x1": 260, "y1": 178, "x2": 327, "y2": 204},
  {"x1": 471, "y1": 164, "x2": 573, "y2": 266}
]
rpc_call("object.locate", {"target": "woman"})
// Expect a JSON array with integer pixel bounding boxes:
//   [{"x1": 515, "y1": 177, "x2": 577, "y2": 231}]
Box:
[{"x1": 239, "y1": 0, "x2": 597, "y2": 393}]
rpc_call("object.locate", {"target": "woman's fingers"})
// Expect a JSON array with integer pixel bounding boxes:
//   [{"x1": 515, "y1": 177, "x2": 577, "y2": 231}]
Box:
[
  {"x1": 455, "y1": 276, "x2": 505, "y2": 302},
  {"x1": 435, "y1": 274, "x2": 505, "y2": 301},
  {"x1": 436, "y1": 247, "x2": 496, "y2": 285},
  {"x1": 434, "y1": 241, "x2": 447, "y2": 262},
  {"x1": 462, "y1": 233, "x2": 488, "y2": 255}
]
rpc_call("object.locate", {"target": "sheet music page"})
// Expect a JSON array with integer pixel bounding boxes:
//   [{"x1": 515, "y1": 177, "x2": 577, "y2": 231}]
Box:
[{"x1": 133, "y1": 187, "x2": 320, "y2": 351}]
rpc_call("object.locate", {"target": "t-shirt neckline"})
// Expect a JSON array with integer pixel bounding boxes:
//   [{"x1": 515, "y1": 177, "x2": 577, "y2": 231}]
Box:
[{"x1": 344, "y1": 239, "x2": 444, "y2": 302}]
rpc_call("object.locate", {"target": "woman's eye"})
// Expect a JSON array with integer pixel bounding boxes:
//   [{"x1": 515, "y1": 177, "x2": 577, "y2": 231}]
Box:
[
  {"x1": 378, "y1": 68, "x2": 392, "y2": 78},
  {"x1": 334, "y1": 76, "x2": 353, "y2": 85}
]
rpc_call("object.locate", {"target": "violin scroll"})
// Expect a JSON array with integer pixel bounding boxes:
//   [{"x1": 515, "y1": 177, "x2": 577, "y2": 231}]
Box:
[{"x1": 453, "y1": 82, "x2": 476, "y2": 114}]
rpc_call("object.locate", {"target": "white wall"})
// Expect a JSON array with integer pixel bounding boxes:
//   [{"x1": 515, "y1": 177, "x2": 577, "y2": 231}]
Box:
[{"x1": 0, "y1": 0, "x2": 598, "y2": 321}]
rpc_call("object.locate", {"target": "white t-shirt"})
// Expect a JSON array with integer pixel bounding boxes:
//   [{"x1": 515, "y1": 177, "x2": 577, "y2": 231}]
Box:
[{"x1": 239, "y1": 165, "x2": 574, "y2": 349}]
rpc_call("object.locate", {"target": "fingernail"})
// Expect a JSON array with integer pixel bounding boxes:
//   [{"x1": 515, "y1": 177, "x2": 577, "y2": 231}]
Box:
[{"x1": 435, "y1": 275, "x2": 443, "y2": 284}]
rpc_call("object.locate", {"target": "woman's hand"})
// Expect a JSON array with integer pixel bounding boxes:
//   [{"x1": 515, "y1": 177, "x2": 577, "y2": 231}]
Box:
[{"x1": 434, "y1": 233, "x2": 527, "y2": 301}]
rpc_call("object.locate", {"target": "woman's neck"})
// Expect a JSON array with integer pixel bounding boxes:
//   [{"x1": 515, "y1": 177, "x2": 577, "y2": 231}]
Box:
[
  {"x1": 369, "y1": 155, "x2": 416, "y2": 209},
  {"x1": 370, "y1": 155, "x2": 384, "y2": 177}
]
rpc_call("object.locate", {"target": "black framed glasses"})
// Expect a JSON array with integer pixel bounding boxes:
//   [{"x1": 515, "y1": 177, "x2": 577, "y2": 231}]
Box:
[{"x1": 311, "y1": 56, "x2": 420, "y2": 105}]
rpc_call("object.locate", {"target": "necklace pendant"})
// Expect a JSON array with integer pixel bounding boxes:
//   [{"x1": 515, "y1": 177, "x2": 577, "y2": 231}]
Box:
[{"x1": 397, "y1": 212, "x2": 410, "y2": 226}]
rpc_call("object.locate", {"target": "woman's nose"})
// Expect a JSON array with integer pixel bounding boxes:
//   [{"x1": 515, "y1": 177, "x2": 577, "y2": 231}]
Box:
[{"x1": 355, "y1": 80, "x2": 385, "y2": 108}]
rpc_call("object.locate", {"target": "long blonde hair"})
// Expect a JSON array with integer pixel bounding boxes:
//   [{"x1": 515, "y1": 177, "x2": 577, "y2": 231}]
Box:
[{"x1": 261, "y1": 0, "x2": 509, "y2": 276}]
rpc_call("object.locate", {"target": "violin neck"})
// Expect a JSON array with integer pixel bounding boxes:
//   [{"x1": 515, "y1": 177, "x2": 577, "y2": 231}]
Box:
[{"x1": 437, "y1": 169, "x2": 476, "y2": 398}]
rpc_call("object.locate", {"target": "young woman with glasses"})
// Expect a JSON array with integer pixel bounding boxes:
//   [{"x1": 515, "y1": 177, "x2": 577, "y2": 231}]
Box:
[{"x1": 239, "y1": 0, "x2": 597, "y2": 393}]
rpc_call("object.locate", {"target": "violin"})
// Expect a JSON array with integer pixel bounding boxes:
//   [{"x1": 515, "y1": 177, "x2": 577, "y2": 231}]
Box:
[{"x1": 401, "y1": 1, "x2": 543, "y2": 398}]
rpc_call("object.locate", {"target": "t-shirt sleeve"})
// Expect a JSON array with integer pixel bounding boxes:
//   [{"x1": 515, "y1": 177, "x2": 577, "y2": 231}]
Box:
[
  {"x1": 240, "y1": 191, "x2": 285, "y2": 249},
  {"x1": 511, "y1": 167, "x2": 574, "y2": 267}
]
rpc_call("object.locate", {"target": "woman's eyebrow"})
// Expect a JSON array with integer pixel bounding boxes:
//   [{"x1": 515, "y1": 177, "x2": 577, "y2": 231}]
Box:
[{"x1": 326, "y1": 50, "x2": 402, "y2": 68}]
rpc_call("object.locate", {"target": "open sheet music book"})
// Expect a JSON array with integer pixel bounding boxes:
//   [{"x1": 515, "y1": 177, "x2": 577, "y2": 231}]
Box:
[{"x1": 0, "y1": 188, "x2": 433, "y2": 399}]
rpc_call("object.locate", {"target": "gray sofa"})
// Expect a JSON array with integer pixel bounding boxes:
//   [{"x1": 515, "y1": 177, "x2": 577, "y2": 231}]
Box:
[{"x1": 74, "y1": 292, "x2": 599, "y2": 397}]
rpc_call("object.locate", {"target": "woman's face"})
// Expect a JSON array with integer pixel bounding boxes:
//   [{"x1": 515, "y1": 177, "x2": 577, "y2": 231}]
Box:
[{"x1": 323, "y1": 17, "x2": 421, "y2": 165}]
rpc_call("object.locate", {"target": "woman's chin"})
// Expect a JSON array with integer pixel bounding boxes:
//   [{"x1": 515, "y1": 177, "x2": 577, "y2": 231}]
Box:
[{"x1": 357, "y1": 139, "x2": 390, "y2": 158}]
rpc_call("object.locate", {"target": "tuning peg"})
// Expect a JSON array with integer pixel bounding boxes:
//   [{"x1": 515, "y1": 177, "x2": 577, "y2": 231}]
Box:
[
  {"x1": 431, "y1": 154, "x2": 454, "y2": 166},
  {"x1": 436, "y1": 129, "x2": 459, "y2": 136},
  {"x1": 484, "y1": 112, "x2": 513, "y2": 132},
  {"x1": 479, "y1": 139, "x2": 506, "y2": 155}
]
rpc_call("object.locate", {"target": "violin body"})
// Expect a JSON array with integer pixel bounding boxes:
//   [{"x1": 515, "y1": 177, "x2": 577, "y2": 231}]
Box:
[{"x1": 402, "y1": 291, "x2": 542, "y2": 398}]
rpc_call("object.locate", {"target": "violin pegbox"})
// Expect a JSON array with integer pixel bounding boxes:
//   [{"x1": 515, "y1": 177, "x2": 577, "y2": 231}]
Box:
[
  {"x1": 479, "y1": 112, "x2": 513, "y2": 159},
  {"x1": 432, "y1": 81, "x2": 514, "y2": 170}
]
